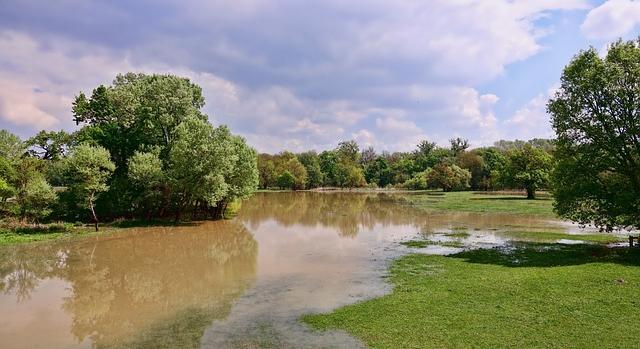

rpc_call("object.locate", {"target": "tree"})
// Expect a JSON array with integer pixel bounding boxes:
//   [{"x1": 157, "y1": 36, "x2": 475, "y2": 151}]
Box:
[
  {"x1": 336, "y1": 140, "x2": 360, "y2": 164},
  {"x1": 65, "y1": 145, "x2": 115, "y2": 231},
  {"x1": 456, "y1": 151, "x2": 486, "y2": 190},
  {"x1": 413, "y1": 139, "x2": 436, "y2": 170},
  {"x1": 26, "y1": 130, "x2": 73, "y2": 161},
  {"x1": 223, "y1": 136, "x2": 259, "y2": 213},
  {"x1": 548, "y1": 39, "x2": 640, "y2": 231},
  {"x1": 403, "y1": 170, "x2": 429, "y2": 190},
  {"x1": 498, "y1": 144, "x2": 552, "y2": 199},
  {"x1": 0, "y1": 130, "x2": 26, "y2": 160},
  {"x1": 334, "y1": 163, "x2": 366, "y2": 188},
  {"x1": 283, "y1": 158, "x2": 308, "y2": 190},
  {"x1": 72, "y1": 73, "x2": 208, "y2": 217},
  {"x1": 450, "y1": 137, "x2": 469, "y2": 156},
  {"x1": 167, "y1": 118, "x2": 234, "y2": 220},
  {"x1": 360, "y1": 146, "x2": 377, "y2": 167},
  {"x1": 319, "y1": 150, "x2": 339, "y2": 186},
  {"x1": 298, "y1": 151, "x2": 324, "y2": 188},
  {"x1": 427, "y1": 164, "x2": 471, "y2": 192},
  {"x1": 365, "y1": 156, "x2": 392, "y2": 187},
  {"x1": 276, "y1": 171, "x2": 295, "y2": 190},
  {"x1": 128, "y1": 151, "x2": 166, "y2": 218},
  {"x1": 258, "y1": 154, "x2": 277, "y2": 189},
  {"x1": 11, "y1": 157, "x2": 56, "y2": 222},
  {"x1": 16, "y1": 176, "x2": 57, "y2": 224}
]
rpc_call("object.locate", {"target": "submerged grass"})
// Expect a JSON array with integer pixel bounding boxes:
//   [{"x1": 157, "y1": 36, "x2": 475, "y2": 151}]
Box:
[
  {"x1": 400, "y1": 239, "x2": 465, "y2": 248},
  {"x1": 303, "y1": 243, "x2": 640, "y2": 348},
  {"x1": 408, "y1": 191, "x2": 555, "y2": 216}
]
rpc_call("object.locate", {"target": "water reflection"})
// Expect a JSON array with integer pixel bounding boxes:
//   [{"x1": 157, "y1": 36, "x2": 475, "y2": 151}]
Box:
[
  {"x1": 0, "y1": 221, "x2": 257, "y2": 349},
  {"x1": 239, "y1": 192, "x2": 561, "y2": 237}
]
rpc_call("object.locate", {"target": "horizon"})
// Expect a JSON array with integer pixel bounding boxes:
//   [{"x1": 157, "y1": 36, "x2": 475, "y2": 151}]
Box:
[{"x1": 1, "y1": 0, "x2": 639, "y2": 153}]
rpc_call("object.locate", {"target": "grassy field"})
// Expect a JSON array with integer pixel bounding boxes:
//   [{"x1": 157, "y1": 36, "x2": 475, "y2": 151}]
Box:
[
  {"x1": 304, "y1": 243, "x2": 640, "y2": 348},
  {"x1": 408, "y1": 191, "x2": 555, "y2": 216},
  {"x1": 0, "y1": 224, "x2": 104, "y2": 246}
]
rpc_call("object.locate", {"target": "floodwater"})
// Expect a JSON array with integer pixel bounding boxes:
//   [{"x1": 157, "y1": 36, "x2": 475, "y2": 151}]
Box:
[{"x1": 0, "y1": 192, "x2": 599, "y2": 349}]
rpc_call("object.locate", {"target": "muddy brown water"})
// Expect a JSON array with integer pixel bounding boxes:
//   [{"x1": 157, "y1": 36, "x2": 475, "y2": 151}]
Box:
[{"x1": 0, "y1": 192, "x2": 598, "y2": 349}]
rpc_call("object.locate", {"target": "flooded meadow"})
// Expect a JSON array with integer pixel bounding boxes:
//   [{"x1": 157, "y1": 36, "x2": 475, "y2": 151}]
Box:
[{"x1": 0, "y1": 192, "x2": 605, "y2": 349}]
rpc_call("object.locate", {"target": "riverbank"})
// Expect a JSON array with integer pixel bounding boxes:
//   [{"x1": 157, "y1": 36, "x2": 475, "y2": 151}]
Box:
[
  {"x1": 303, "y1": 242, "x2": 640, "y2": 348},
  {"x1": 0, "y1": 223, "x2": 111, "y2": 246}
]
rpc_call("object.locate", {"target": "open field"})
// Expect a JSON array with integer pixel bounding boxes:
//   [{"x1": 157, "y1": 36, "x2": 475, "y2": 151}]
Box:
[
  {"x1": 304, "y1": 243, "x2": 640, "y2": 349},
  {"x1": 407, "y1": 191, "x2": 555, "y2": 216}
]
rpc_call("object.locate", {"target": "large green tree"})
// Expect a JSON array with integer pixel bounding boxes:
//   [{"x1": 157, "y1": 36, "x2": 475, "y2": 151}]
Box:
[{"x1": 548, "y1": 39, "x2": 640, "y2": 231}]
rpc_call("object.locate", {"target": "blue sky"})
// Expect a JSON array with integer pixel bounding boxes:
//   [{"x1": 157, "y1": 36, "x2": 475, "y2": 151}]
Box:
[{"x1": 0, "y1": 0, "x2": 639, "y2": 153}]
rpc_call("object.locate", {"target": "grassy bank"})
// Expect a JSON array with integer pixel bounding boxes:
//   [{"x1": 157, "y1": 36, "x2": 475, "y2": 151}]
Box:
[
  {"x1": 0, "y1": 224, "x2": 100, "y2": 246},
  {"x1": 304, "y1": 243, "x2": 640, "y2": 348},
  {"x1": 408, "y1": 191, "x2": 555, "y2": 216}
]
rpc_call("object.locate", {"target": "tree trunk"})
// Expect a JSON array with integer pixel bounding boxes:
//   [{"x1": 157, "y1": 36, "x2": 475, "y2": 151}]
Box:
[
  {"x1": 526, "y1": 188, "x2": 535, "y2": 200},
  {"x1": 89, "y1": 192, "x2": 99, "y2": 232}
]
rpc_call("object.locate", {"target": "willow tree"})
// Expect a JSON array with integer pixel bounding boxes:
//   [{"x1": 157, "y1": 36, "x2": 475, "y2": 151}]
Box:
[{"x1": 548, "y1": 39, "x2": 640, "y2": 231}]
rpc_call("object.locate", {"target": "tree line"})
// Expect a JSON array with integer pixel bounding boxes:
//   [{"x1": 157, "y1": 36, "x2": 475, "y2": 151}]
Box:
[
  {"x1": 0, "y1": 73, "x2": 259, "y2": 230},
  {"x1": 1, "y1": 39, "x2": 639, "y2": 234},
  {"x1": 258, "y1": 137, "x2": 555, "y2": 199}
]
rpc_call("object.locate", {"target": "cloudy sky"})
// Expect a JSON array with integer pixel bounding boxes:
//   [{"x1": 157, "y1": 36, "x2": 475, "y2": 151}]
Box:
[{"x1": 0, "y1": 0, "x2": 639, "y2": 153}]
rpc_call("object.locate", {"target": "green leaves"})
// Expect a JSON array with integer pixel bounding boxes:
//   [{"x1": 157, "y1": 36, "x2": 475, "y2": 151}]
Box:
[{"x1": 549, "y1": 39, "x2": 640, "y2": 231}]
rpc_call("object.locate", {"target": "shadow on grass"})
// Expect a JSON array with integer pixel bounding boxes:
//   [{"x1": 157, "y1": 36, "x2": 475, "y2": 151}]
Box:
[{"x1": 451, "y1": 242, "x2": 640, "y2": 268}]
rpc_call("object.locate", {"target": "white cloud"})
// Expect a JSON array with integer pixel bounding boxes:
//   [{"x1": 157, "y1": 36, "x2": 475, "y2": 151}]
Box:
[
  {"x1": 581, "y1": 0, "x2": 640, "y2": 40},
  {"x1": 504, "y1": 85, "x2": 558, "y2": 140},
  {"x1": 0, "y1": 0, "x2": 591, "y2": 152}
]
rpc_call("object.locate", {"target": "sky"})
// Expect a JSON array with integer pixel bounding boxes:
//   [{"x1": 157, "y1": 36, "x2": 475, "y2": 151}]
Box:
[{"x1": 0, "y1": 0, "x2": 639, "y2": 153}]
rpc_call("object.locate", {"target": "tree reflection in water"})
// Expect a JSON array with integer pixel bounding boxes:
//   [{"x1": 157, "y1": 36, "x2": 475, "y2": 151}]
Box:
[
  {"x1": 0, "y1": 220, "x2": 257, "y2": 349},
  {"x1": 238, "y1": 192, "x2": 549, "y2": 238}
]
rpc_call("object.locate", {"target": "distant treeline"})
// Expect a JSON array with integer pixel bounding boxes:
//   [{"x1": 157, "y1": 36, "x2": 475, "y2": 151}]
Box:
[
  {"x1": 0, "y1": 73, "x2": 259, "y2": 230},
  {"x1": 258, "y1": 137, "x2": 555, "y2": 199}
]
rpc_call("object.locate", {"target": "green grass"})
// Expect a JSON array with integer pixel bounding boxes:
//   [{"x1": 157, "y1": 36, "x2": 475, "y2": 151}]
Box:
[
  {"x1": 304, "y1": 243, "x2": 640, "y2": 348},
  {"x1": 499, "y1": 230, "x2": 625, "y2": 244},
  {"x1": 408, "y1": 191, "x2": 554, "y2": 216},
  {"x1": 0, "y1": 224, "x2": 99, "y2": 246},
  {"x1": 400, "y1": 239, "x2": 465, "y2": 248}
]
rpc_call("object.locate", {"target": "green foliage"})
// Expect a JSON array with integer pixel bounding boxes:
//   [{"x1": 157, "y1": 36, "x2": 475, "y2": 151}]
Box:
[
  {"x1": 297, "y1": 151, "x2": 324, "y2": 188},
  {"x1": 168, "y1": 118, "x2": 234, "y2": 209},
  {"x1": 319, "y1": 150, "x2": 339, "y2": 186},
  {"x1": 402, "y1": 170, "x2": 429, "y2": 190},
  {"x1": 16, "y1": 176, "x2": 57, "y2": 223},
  {"x1": 65, "y1": 145, "x2": 115, "y2": 229},
  {"x1": 498, "y1": 144, "x2": 553, "y2": 199},
  {"x1": 226, "y1": 136, "x2": 260, "y2": 201},
  {"x1": 336, "y1": 140, "x2": 360, "y2": 164},
  {"x1": 456, "y1": 151, "x2": 486, "y2": 190},
  {"x1": 26, "y1": 130, "x2": 73, "y2": 160},
  {"x1": 0, "y1": 129, "x2": 26, "y2": 160},
  {"x1": 334, "y1": 163, "x2": 366, "y2": 188},
  {"x1": 364, "y1": 156, "x2": 393, "y2": 187},
  {"x1": 549, "y1": 39, "x2": 640, "y2": 231},
  {"x1": 276, "y1": 171, "x2": 296, "y2": 190},
  {"x1": 427, "y1": 163, "x2": 471, "y2": 191},
  {"x1": 0, "y1": 177, "x2": 14, "y2": 201}
]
